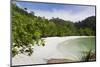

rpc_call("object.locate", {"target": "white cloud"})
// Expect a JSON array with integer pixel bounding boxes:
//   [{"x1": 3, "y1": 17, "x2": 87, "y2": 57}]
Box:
[{"x1": 27, "y1": 6, "x2": 95, "y2": 22}]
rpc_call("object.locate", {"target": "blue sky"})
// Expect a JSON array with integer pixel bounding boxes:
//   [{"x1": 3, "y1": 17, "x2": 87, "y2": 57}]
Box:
[{"x1": 16, "y1": 1, "x2": 95, "y2": 22}]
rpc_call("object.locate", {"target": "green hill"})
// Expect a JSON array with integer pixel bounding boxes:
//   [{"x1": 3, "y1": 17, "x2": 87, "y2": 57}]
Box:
[{"x1": 11, "y1": 4, "x2": 96, "y2": 57}]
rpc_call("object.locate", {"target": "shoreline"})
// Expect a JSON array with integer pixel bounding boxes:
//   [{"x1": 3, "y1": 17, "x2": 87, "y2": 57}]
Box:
[{"x1": 12, "y1": 36, "x2": 95, "y2": 66}]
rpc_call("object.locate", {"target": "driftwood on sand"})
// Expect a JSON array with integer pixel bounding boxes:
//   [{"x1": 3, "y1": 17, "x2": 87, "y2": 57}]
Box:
[{"x1": 47, "y1": 59, "x2": 73, "y2": 64}]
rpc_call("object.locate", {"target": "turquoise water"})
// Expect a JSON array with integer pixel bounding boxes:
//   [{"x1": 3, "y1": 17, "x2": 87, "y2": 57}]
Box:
[{"x1": 58, "y1": 36, "x2": 96, "y2": 61}]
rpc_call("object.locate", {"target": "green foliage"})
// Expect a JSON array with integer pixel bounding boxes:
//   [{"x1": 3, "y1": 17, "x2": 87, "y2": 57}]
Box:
[
  {"x1": 81, "y1": 50, "x2": 96, "y2": 62},
  {"x1": 12, "y1": 3, "x2": 96, "y2": 57},
  {"x1": 75, "y1": 16, "x2": 96, "y2": 35},
  {"x1": 12, "y1": 4, "x2": 45, "y2": 57},
  {"x1": 79, "y1": 28, "x2": 94, "y2": 36},
  {"x1": 33, "y1": 31, "x2": 42, "y2": 40}
]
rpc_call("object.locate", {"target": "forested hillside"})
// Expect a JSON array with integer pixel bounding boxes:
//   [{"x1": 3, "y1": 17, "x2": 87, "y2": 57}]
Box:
[{"x1": 12, "y1": 4, "x2": 96, "y2": 57}]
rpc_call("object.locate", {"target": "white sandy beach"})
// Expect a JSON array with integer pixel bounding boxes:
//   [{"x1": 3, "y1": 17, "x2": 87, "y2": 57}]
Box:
[{"x1": 12, "y1": 36, "x2": 94, "y2": 66}]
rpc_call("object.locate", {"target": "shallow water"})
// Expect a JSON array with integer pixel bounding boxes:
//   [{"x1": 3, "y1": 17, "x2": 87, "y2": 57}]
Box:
[{"x1": 57, "y1": 36, "x2": 96, "y2": 61}]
